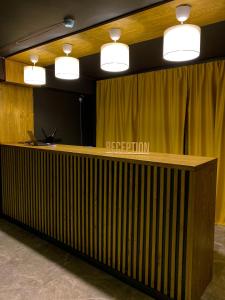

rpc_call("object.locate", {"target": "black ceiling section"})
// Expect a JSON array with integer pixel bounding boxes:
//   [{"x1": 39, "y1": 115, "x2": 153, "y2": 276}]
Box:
[
  {"x1": 0, "y1": 0, "x2": 166, "y2": 57},
  {"x1": 76, "y1": 20, "x2": 225, "y2": 80}
]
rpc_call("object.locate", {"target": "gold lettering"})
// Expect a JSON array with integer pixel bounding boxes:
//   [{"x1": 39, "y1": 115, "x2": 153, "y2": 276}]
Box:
[
  {"x1": 144, "y1": 142, "x2": 150, "y2": 153},
  {"x1": 116, "y1": 142, "x2": 120, "y2": 151}
]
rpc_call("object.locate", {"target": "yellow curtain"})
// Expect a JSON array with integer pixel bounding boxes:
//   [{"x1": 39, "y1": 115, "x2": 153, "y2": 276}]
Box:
[
  {"x1": 187, "y1": 63, "x2": 215, "y2": 156},
  {"x1": 96, "y1": 75, "x2": 138, "y2": 147},
  {"x1": 215, "y1": 62, "x2": 225, "y2": 224},
  {"x1": 187, "y1": 61, "x2": 225, "y2": 224},
  {"x1": 96, "y1": 60, "x2": 225, "y2": 224},
  {"x1": 137, "y1": 67, "x2": 188, "y2": 154}
]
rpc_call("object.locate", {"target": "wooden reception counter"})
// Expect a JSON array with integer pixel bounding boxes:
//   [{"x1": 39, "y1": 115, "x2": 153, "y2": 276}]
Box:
[{"x1": 0, "y1": 144, "x2": 217, "y2": 300}]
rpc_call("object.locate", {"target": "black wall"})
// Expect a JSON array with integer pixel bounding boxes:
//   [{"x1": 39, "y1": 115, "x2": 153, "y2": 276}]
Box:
[
  {"x1": 33, "y1": 63, "x2": 96, "y2": 147},
  {"x1": 33, "y1": 88, "x2": 96, "y2": 146}
]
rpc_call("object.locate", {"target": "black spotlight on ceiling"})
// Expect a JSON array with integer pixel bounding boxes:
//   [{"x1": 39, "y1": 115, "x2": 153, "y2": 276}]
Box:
[{"x1": 64, "y1": 17, "x2": 75, "y2": 29}]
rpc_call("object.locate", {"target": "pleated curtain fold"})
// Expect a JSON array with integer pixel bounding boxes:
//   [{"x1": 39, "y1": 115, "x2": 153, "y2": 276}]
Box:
[
  {"x1": 96, "y1": 60, "x2": 225, "y2": 225},
  {"x1": 187, "y1": 61, "x2": 225, "y2": 224},
  {"x1": 137, "y1": 67, "x2": 188, "y2": 154},
  {"x1": 96, "y1": 75, "x2": 138, "y2": 147}
]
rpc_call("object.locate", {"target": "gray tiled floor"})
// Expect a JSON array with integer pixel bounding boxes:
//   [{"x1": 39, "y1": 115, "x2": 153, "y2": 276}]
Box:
[{"x1": 0, "y1": 219, "x2": 224, "y2": 300}]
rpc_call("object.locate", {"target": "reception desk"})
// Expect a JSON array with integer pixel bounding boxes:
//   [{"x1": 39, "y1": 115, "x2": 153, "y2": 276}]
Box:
[{"x1": 0, "y1": 144, "x2": 217, "y2": 300}]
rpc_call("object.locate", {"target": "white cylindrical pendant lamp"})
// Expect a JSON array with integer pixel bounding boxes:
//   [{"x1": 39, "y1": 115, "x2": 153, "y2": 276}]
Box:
[
  {"x1": 101, "y1": 42, "x2": 129, "y2": 72},
  {"x1": 55, "y1": 56, "x2": 79, "y2": 79},
  {"x1": 163, "y1": 24, "x2": 201, "y2": 62},
  {"x1": 55, "y1": 44, "x2": 79, "y2": 80},
  {"x1": 100, "y1": 28, "x2": 129, "y2": 72},
  {"x1": 24, "y1": 55, "x2": 46, "y2": 86},
  {"x1": 163, "y1": 5, "x2": 201, "y2": 62}
]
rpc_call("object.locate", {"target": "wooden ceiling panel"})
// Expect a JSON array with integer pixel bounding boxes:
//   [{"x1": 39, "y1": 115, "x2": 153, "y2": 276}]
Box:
[{"x1": 9, "y1": 0, "x2": 225, "y2": 66}]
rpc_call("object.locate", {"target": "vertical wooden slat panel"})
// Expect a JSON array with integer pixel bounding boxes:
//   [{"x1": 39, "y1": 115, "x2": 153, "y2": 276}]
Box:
[
  {"x1": 30, "y1": 150, "x2": 36, "y2": 228},
  {"x1": 49, "y1": 153, "x2": 53, "y2": 237},
  {"x1": 145, "y1": 166, "x2": 151, "y2": 285},
  {"x1": 177, "y1": 170, "x2": 186, "y2": 300},
  {"x1": 122, "y1": 162, "x2": 128, "y2": 274},
  {"x1": 45, "y1": 152, "x2": 48, "y2": 234},
  {"x1": 98, "y1": 159, "x2": 103, "y2": 262},
  {"x1": 63, "y1": 155, "x2": 67, "y2": 244},
  {"x1": 5, "y1": 147, "x2": 8, "y2": 216},
  {"x1": 94, "y1": 158, "x2": 98, "y2": 259},
  {"x1": 34, "y1": 150, "x2": 37, "y2": 229},
  {"x1": 70, "y1": 155, "x2": 74, "y2": 248},
  {"x1": 19, "y1": 148, "x2": 23, "y2": 223},
  {"x1": 46, "y1": 153, "x2": 50, "y2": 235},
  {"x1": 86, "y1": 157, "x2": 90, "y2": 255},
  {"x1": 23, "y1": 149, "x2": 26, "y2": 225},
  {"x1": 43, "y1": 152, "x2": 47, "y2": 234},
  {"x1": 133, "y1": 164, "x2": 139, "y2": 279},
  {"x1": 1, "y1": 148, "x2": 5, "y2": 215},
  {"x1": 40, "y1": 151, "x2": 43, "y2": 231},
  {"x1": 35, "y1": 151, "x2": 39, "y2": 230},
  {"x1": 11, "y1": 148, "x2": 15, "y2": 220},
  {"x1": 38, "y1": 151, "x2": 45, "y2": 233},
  {"x1": 66, "y1": 155, "x2": 71, "y2": 246},
  {"x1": 56, "y1": 154, "x2": 60, "y2": 240},
  {"x1": 151, "y1": 166, "x2": 158, "y2": 288},
  {"x1": 12, "y1": 148, "x2": 16, "y2": 221},
  {"x1": 60, "y1": 154, "x2": 64, "y2": 242},
  {"x1": 170, "y1": 169, "x2": 178, "y2": 299},
  {"x1": 81, "y1": 157, "x2": 85, "y2": 253},
  {"x1": 28, "y1": 150, "x2": 32, "y2": 227},
  {"x1": 164, "y1": 168, "x2": 171, "y2": 295},
  {"x1": 39, "y1": 151, "x2": 43, "y2": 231},
  {"x1": 4, "y1": 148, "x2": 8, "y2": 217},
  {"x1": 27, "y1": 149, "x2": 31, "y2": 226},
  {"x1": 157, "y1": 168, "x2": 164, "y2": 291},
  {"x1": 9, "y1": 148, "x2": 12, "y2": 218},
  {"x1": 103, "y1": 159, "x2": 107, "y2": 264},
  {"x1": 139, "y1": 165, "x2": 145, "y2": 282},
  {"x1": 52, "y1": 153, "x2": 56, "y2": 239},
  {"x1": 73, "y1": 156, "x2": 77, "y2": 249},
  {"x1": 112, "y1": 161, "x2": 117, "y2": 269},
  {"x1": 40, "y1": 151, "x2": 44, "y2": 233},
  {"x1": 89, "y1": 158, "x2": 93, "y2": 257},
  {"x1": 108, "y1": 160, "x2": 112, "y2": 267},
  {"x1": 127, "y1": 164, "x2": 133, "y2": 277},
  {"x1": 25, "y1": 148, "x2": 29, "y2": 225},
  {"x1": 9, "y1": 147, "x2": 12, "y2": 218},
  {"x1": 45, "y1": 152, "x2": 49, "y2": 235},
  {"x1": 9, "y1": 148, "x2": 13, "y2": 219},
  {"x1": 117, "y1": 161, "x2": 123, "y2": 272},
  {"x1": 77, "y1": 156, "x2": 81, "y2": 251}
]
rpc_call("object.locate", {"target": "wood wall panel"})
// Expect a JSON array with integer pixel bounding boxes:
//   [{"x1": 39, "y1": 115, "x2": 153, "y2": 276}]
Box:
[
  {"x1": 0, "y1": 145, "x2": 217, "y2": 300},
  {"x1": 5, "y1": 59, "x2": 26, "y2": 85},
  {"x1": 0, "y1": 83, "x2": 34, "y2": 143}
]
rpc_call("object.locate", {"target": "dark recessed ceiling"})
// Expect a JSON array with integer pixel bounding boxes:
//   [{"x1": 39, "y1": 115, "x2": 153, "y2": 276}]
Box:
[{"x1": 0, "y1": 0, "x2": 165, "y2": 57}]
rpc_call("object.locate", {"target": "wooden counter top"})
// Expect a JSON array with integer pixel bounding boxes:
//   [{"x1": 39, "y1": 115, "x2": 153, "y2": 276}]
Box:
[{"x1": 1, "y1": 143, "x2": 217, "y2": 170}]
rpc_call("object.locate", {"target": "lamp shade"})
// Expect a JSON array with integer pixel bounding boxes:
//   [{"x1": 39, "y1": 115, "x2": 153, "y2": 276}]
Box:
[
  {"x1": 24, "y1": 66, "x2": 46, "y2": 86},
  {"x1": 55, "y1": 56, "x2": 79, "y2": 79},
  {"x1": 101, "y1": 42, "x2": 129, "y2": 72},
  {"x1": 163, "y1": 24, "x2": 201, "y2": 62}
]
